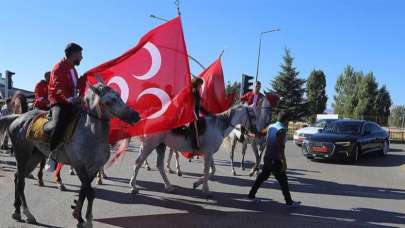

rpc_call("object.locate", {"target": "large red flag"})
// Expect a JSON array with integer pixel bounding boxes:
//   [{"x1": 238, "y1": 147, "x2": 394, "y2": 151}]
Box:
[
  {"x1": 181, "y1": 58, "x2": 235, "y2": 159},
  {"x1": 199, "y1": 58, "x2": 235, "y2": 114},
  {"x1": 85, "y1": 17, "x2": 195, "y2": 143}
]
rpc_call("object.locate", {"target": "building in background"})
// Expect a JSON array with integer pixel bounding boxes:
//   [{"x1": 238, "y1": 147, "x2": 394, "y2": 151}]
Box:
[{"x1": 0, "y1": 77, "x2": 34, "y2": 106}]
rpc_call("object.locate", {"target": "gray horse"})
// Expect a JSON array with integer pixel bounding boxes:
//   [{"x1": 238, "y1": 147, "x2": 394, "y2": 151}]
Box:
[
  {"x1": 224, "y1": 96, "x2": 273, "y2": 176},
  {"x1": 0, "y1": 79, "x2": 140, "y2": 228},
  {"x1": 129, "y1": 104, "x2": 259, "y2": 197}
]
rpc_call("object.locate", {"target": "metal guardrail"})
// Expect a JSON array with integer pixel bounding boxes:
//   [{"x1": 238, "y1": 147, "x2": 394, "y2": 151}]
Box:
[{"x1": 386, "y1": 128, "x2": 405, "y2": 143}]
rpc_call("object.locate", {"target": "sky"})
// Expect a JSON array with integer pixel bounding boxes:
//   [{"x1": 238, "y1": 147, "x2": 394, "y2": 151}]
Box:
[{"x1": 0, "y1": 0, "x2": 404, "y2": 108}]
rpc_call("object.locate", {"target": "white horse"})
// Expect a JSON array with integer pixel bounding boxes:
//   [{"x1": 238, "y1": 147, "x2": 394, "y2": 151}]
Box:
[
  {"x1": 129, "y1": 104, "x2": 258, "y2": 197},
  {"x1": 143, "y1": 149, "x2": 202, "y2": 176},
  {"x1": 143, "y1": 148, "x2": 184, "y2": 176},
  {"x1": 224, "y1": 96, "x2": 274, "y2": 176}
]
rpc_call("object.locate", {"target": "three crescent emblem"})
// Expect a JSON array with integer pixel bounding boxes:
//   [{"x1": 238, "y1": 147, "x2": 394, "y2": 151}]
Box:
[
  {"x1": 107, "y1": 42, "x2": 171, "y2": 120},
  {"x1": 132, "y1": 42, "x2": 162, "y2": 81},
  {"x1": 107, "y1": 76, "x2": 129, "y2": 103},
  {"x1": 137, "y1": 88, "x2": 171, "y2": 119}
]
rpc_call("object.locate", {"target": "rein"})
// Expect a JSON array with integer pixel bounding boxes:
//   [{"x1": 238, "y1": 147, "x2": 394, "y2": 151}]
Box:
[
  {"x1": 222, "y1": 106, "x2": 256, "y2": 137},
  {"x1": 81, "y1": 103, "x2": 110, "y2": 125}
]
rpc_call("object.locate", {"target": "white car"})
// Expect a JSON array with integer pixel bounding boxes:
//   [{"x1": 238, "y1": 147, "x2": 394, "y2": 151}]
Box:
[{"x1": 293, "y1": 119, "x2": 337, "y2": 146}]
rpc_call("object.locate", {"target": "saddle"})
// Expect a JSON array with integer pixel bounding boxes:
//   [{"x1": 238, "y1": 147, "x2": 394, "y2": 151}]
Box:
[
  {"x1": 171, "y1": 118, "x2": 207, "y2": 138},
  {"x1": 26, "y1": 112, "x2": 80, "y2": 144}
]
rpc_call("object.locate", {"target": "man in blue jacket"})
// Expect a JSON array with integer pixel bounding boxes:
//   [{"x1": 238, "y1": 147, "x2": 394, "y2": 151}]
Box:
[{"x1": 248, "y1": 111, "x2": 301, "y2": 207}]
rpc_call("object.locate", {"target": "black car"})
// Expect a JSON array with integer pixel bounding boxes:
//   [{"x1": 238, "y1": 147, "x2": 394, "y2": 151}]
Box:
[{"x1": 302, "y1": 120, "x2": 389, "y2": 163}]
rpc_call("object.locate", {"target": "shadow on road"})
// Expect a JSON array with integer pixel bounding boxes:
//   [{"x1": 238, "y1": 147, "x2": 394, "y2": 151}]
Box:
[
  {"x1": 106, "y1": 166, "x2": 405, "y2": 201},
  {"x1": 94, "y1": 187, "x2": 405, "y2": 228},
  {"x1": 311, "y1": 152, "x2": 405, "y2": 167}
]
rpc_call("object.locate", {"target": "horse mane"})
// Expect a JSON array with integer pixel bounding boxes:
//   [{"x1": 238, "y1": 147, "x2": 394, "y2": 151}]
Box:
[
  {"x1": 10, "y1": 91, "x2": 28, "y2": 114},
  {"x1": 216, "y1": 106, "x2": 237, "y2": 130}
]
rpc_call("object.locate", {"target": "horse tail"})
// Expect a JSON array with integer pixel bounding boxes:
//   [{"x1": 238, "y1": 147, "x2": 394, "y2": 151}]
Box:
[{"x1": 0, "y1": 114, "x2": 20, "y2": 147}]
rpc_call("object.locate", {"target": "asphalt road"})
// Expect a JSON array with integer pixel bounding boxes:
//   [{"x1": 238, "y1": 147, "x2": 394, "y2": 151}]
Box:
[{"x1": 1, "y1": 140, "x2": 405, "y2": 228}]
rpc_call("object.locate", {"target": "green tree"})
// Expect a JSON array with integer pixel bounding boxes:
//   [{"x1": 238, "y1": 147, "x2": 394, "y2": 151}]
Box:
[
  {"x1": 306, "y1": 69, "x2": 328, "y2": 122},
  {"x1": 389, "y1": 106, "x2": 405, "y2": 128},
  {"x1": 333, "y1": 65, "x2": 363, "y2": 118},
  {"x1": 374, "y1": 86, "x2": 392, "y2": 125},
  {"x1": 271, "y1": 48, "x2": 307, "y2": 121},
  {"x1": 354, "y1": 72, "x2": 379, "y2": 121}
]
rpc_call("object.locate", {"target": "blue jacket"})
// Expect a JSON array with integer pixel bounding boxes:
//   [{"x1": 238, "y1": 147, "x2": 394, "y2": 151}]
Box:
[{"x1": 264, "y1": 122, "x2": 287, "y2": 161}]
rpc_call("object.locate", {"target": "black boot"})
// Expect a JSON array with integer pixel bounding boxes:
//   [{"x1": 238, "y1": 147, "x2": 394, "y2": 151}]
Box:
[{"x1": 191, "y1": 132, "x2": 200, "y2": 150}]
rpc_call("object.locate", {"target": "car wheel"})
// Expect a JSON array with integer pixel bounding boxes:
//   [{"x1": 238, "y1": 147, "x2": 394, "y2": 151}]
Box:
[
  {"x1": 348, "y1": 145, "x2": 360, "y2": 163},
  {"x1": 379, "y1": 140, "x2": 389, "y2": 157}
]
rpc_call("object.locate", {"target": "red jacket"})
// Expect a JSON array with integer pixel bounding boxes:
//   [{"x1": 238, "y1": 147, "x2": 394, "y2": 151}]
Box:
[
  {"x1": 240, "y1": 91, "x2": 264, "y2": 105},
  {"x1": 33, "y1": 80, "x2": 49, "y2": 110},
  {"x1": 48, "y1": 59, "x2": 79, "y2": 106}
]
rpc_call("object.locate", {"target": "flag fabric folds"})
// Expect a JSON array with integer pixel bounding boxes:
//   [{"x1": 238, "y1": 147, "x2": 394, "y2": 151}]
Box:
[{"x1": 84, "y1": 17, "x2": 195, "y2": 143}]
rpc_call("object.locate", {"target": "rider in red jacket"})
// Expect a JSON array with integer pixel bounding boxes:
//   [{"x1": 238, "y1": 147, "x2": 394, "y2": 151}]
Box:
[
  {"x1": 33, "y1": 72, "x2": 50, "y2": 110},
  {"x1": 44, "y1": 43, "x2": 83, "y2": 171},
  {"x1": 240, "y1": 81, "x2": 264, "y2": 112}
]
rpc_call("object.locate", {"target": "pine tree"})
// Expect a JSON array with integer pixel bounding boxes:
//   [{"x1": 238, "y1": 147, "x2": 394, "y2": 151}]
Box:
[
  {"x1": 306, "y1": 69, "x2": 328, "y2": 122},
  {"x1": 271, "y1": 48, "x2": 307, "y2": 121},
  {"x1": 333, "y1": 65, "x2": 363, "y2": 118},
  {"x1": 354, "y1": 72, "x2": 378, "y2": 121},
  {"x1": 374, "y1": 86, "x2": 392, "y2": 125}
]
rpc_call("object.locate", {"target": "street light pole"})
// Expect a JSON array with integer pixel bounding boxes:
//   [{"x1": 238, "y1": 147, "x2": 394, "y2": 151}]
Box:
[{"x1": 255, "y1": 29, "x2": 281, "y2": 83}]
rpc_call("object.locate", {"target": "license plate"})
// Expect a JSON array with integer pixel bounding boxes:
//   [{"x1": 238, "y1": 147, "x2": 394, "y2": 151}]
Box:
[{"x1": 312, "y1": 146, "x2": 329, "y2": 153}]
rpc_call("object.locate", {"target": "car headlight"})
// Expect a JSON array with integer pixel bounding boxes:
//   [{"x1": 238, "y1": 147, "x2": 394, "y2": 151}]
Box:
[{"x1": 334, "y1": 141, "x2": 352, "y2": 147}]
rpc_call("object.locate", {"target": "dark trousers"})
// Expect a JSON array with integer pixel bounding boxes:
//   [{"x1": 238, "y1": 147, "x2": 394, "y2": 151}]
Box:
[
  {"x1": 44, "y1": 103, "x2": 74, "y2": 151},
  {"x1": 248, "y1": 159, "x2": 293, "y2": 204}
]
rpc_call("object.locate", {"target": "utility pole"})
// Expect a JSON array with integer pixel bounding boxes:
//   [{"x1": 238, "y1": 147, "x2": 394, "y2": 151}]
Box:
[
  {"x1": 4, "y1": 70, "x2": 15, "y2": 99},
  {"x1": 255, "y1": 29, "x2": 280, "y2": 83}
]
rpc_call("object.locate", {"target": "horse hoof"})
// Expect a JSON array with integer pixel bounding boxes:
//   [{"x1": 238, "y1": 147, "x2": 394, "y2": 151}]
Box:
[
  {"x1": 70, "y1": 170, "x2": 75, "y2": 176},
  {"x1": 241, "y1": 167, "x2": 246, "y2": 171},
  {"x1": 26, "y1": 216, "x2": 37, "y2": 224},
  {"x1": 188, "y1": 159, "x2": 192, "y2": 162},
  {"x1": 130, "y1": 188, "x2": 139, "y2": 194},
  {"x1": 193, "y1": 182, "x2": 198, "y2": 190},
  {"x1": 58, "y1": 184, "x2": 67, "y2": 191},
  {"x1": 146, "y1": 166, "x2": 151, "y2": 171},
  {"x1": 204, "y1": 192, "x2": 213, "y2": 199},
  {"x1": 96, "y1": 179, "x2": 103, "y2": 185},
  {"x1": 83, "y1": 221, "x2": 93, "y2": 228},
  {"x1": 38, "y1": 180, "x2": 44, "y2": 187},
  {"x1": 232, "y1": 170, "x2": 237, "y2": 176},
  {"x1": 12, "y1": 212, "x2": 21, "y2": 221},
  {"x1": 177, "y1": 171, "x2": 182, "y2": 177}
]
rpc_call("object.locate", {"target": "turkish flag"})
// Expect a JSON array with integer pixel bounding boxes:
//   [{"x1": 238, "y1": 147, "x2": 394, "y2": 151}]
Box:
[
  {"x1": 85, "y1": 17, "x2": 195, "y2": 143},
  {"x1": 199, "y1": 58, "x2": 235, "y2": 114},
  {"x1": 266, "y1": 92, "x2": 280, "y2": 108}
]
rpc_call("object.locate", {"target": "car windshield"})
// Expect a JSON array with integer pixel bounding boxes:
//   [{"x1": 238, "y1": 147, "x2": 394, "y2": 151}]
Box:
[
  {"x1": 311, "y1": 119, "x2": 335, "y2": 128},
  {"x1": 323, "y1": 121, "x2": 362, "y2": 135}
]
